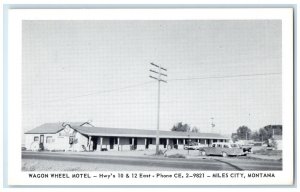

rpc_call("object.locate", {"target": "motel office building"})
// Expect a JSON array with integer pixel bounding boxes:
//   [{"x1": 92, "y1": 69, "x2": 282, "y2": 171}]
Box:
[{"x1": 24, "y1": 122, "x2": 230, "y2": 152}]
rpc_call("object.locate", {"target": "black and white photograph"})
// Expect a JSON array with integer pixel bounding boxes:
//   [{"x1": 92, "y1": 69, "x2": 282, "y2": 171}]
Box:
[
  {"x1": 21, "y1": 19, "x2": 283, "y2": 172},
  {"x1": 4, "y1": 7, "x2": 294, "y2": 186}
]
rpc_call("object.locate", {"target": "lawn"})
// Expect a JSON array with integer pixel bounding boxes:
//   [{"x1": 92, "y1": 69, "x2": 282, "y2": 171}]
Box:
[{"x1": 253, "y1": 149, "x2": 282, "y2": 156}]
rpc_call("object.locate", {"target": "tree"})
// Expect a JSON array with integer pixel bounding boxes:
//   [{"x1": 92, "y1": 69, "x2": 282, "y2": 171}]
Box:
[
  {"x1": 263, "y1": 125, "x2": 282, "y2": 136},
  {"x1": 191, "y1": 126, "x2": 199, "y2": 133},
  {"x1": 250, "y1": 131, "x2": 260, "y2": 141},
  {"x1": 171, "y1": 122, "x2": 191, "y2": 132},
  {"x1": 256, "y1": 125, "x2": 282, "y2": 142},
  {"x1": 236, "y1": 126, "x2": 252, "y2": 140},
  {"x1": 258, "y1": 128, "x2": 268, "y2": 142}
]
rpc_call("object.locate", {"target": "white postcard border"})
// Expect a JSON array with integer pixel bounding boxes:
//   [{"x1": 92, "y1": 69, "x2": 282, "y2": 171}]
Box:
[{"x1": 7, "y1": 8, "x2": 294, "y2": 186}]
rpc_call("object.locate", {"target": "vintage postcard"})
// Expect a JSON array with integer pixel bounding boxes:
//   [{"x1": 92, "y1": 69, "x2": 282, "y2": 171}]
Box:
[{"x1": 5, "y1": 7, "x2": 294, "y2": 186}]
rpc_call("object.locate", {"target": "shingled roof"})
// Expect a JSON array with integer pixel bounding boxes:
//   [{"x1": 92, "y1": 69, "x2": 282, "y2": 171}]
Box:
[
  {"x1": 25, "y1": 123, "x2": 229, "y2": 139},
  {"x1": 25, "y1": 122, "x2": 93, "y2": 134},
  {"x1": 73, "y1": 126, "x2": 228, "y2": 139}
]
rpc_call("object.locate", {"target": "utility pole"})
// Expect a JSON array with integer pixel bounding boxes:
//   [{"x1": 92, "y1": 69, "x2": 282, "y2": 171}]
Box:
[
  {"x1": 149, "y1": 62, "x2": 167, "y2": 155},
  {"x1": 187, "y1": 134, "x2": 190, "y2": 155},
  {"x1": 211, "y1": 117, "x2": 215, "y2": 133}
]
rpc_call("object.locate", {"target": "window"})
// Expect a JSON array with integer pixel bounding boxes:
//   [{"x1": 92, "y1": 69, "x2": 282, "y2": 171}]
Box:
[
  {"x1": 129, "y1": 138, "x2": 132, "y2": 145},
  {"x1": 223, "y1": 144, "x2": 229, "y2": 148},
  {"x1": 114, "y1": 138, "x2": 118, "y2": 144},
  {"x1": 149, "y1": 139, "x2": 152, "y2": 144},
  {"x1": 46, "y1": 136, "x2": 53, "y2": 143},
  {"x1": 212, "y1": 144, "x2": 216, "y2": 147},
  {"x1": 217, "y1": 144, "x2": 222, "y2": 148},
  {"x1": 69, "y1": 136, "x2": 75, "y2": 144},
  {"x1": 34, "y1": 136, "x2": 39, "y2": 142}
]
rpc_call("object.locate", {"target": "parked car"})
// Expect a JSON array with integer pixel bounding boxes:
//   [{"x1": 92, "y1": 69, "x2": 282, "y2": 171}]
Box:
[
  {"x1": 184, "y1": 142, "x2": 206, "y2": 150},
  {"x1": 239, "y1": 144, "x2": 252, "y2": 153},
  {"x1": 199, "y1": 142, "x2": 245, "y2": 157}
]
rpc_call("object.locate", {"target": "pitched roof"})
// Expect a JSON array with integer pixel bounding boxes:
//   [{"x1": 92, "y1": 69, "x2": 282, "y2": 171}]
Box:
[
  {"x1": 25, "y1": 122, "x2": 92, "y2": 134},
  {"x1": 25, "y1": 123, "x2": 229, "y2": 139}
]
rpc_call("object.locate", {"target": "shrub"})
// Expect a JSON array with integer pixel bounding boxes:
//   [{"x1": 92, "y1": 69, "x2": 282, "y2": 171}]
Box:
[{"x1": 167, "y1": 153, "x2": 186, "y2": 159}]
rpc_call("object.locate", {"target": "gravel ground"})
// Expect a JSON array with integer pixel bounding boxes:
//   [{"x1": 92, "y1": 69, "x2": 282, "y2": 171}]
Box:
[
  {"x1": 22, "y1": 149, "x2": 282, "y2": 171},
  {"x1": 24, "y1": 148, "x2": 282, "y2": 160},
  {"x1": 61, "y1": 149, "x2": 281, "y2": 160},
  {"x1": 21, "y1": 150, "x2": 200, "y2": 171},
  {"x1": 51, "y1": 149, "x2": 201, "y2": 157},
  {"x1": 22, "y1": 159, "x2": 194, "y2": 171}
]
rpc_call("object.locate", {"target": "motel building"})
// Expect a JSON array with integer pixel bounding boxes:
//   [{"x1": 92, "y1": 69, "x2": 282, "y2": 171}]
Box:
[{"x1": 24, "y1": 122, "x2": 230, "y2": 152}]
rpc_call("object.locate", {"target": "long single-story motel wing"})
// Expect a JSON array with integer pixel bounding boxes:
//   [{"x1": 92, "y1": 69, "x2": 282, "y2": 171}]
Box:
[{"x1": 24, "y1": 122, "x2": 230, "y2": 152}]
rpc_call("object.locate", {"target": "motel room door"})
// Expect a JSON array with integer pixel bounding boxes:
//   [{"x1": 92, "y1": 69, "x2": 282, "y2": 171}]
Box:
[
  {"x1": 109, "y1": 137, "x2": 115, "y2": 149},
  {"x1": 91, "y1": 137, "x2": 98, "y2": 151},
  {"x1": 145, "y1": 138, "x2": 150, "y2": 149},
  {"x1": 133, "y1": 138, "x2": 137, "y2": 150},
  {"x1": 39, "y1": 135, "x2": 44, "y2": 150}
]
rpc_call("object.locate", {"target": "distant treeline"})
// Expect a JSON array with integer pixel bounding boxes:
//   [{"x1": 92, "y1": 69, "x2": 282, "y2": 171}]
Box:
[{"x1": 231, "y1": 125, "x2": 282, "y2": 142}]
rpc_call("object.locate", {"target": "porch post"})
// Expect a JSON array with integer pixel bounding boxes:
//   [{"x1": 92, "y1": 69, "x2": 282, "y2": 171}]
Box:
[
  {"x1": 183, "y1": 139, "x2": 186, "y2": 145},
  {"x1": 144, "y1": 138, "x2": 147, "y2": 149},
  {"x1": 88, "y1": 136, "x2": 91, "y2": 151},
  {"x1": 131, "y1": 138, "x2": 134, "y2": 150},
  {"x1": 204, "y1": 139, "x2": 207, "y2": 146},
  {"x1": 166, "y1": 138, "x2": 169, "y2": 149},
  {"x1": 117, "y1": 137, "x2": 120, "y2": 151},
  {"x1": 100, "y1": 137, "x2": 103, "y2": 151}
]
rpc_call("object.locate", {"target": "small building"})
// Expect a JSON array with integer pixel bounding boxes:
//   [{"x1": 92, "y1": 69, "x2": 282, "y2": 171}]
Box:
[
  {"x1": 269, "y1": 135, "x2": 282, "y2": 150},
  {"x1": 24, "y1": 122, "x2": 230, "y2": 152}
]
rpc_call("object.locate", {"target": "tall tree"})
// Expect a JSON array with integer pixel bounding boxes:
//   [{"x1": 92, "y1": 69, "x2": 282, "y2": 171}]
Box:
[
  {"x1": 256, "y1": 125, "x2": 282, "y2": 142},
  {"x1": 263, "y1": 125, "x2": 282, "y2": 136},
  {"x1": 171, "y1": 122, "x2": 191, "y2": 132},
  {"x1": 258, "y1": 128, "x2": 268, "y2": 142},
  {"x1": 236, "y1": 126, "x2": 252, "y2": 140},
  {"x1": 250, "y1": 131, "x2": 260, "y2": 141}
]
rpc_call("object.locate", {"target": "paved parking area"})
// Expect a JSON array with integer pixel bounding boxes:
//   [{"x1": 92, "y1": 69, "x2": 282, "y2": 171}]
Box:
[
  {"x1": 50, "y1": 149, "x2": 281, "y2": 161},
  {"x1": 22, "y1": 150, "x2": 282, "y2": 171}
]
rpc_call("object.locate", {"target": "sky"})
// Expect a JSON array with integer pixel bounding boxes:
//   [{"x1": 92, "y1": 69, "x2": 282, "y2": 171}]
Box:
[{"x1": 22, "y1": 20, "x2": 282, "y2": 137}]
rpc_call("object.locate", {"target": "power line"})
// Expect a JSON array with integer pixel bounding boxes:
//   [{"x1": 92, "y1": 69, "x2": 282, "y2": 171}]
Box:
[
  {"x1": 28, "y1": 100, "x2": 177, "y2": 108},
  {"x1": 24, "y1": 81, "x2": 154, "y2": 106},
  {"x1": 92, "y1": 100, "x2": 177, "y2": 106},
  {"x1": 63, "y1": 81, "x2": 153, "y2": 100},
  {"x1": 24, "y1": 72, "x2": 281, "y2": 107},
  {"x1": 168, "y1": 72, "x2": 281, "y2": 82}
]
